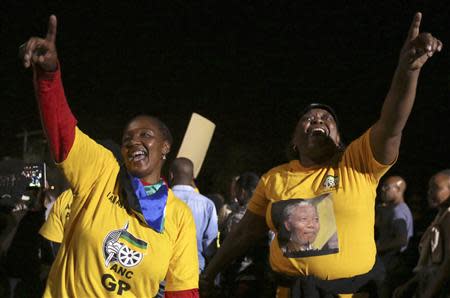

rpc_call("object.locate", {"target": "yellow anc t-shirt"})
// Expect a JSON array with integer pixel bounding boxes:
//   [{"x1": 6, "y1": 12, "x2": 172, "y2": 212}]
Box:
[
  {"x1": 43, "y1": 128, "x2": 198, "y2": 297},
  {"x1": 39, "y1": 189, "x2": 73, "y2": 243},
  {"x1": 248, "y1": 127, "x2": 393, "y2": 283}
]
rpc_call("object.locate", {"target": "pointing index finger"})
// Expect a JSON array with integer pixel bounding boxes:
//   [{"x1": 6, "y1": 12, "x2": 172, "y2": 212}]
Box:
[
  {"x1": 407, "y1": 12, "x2": 422, "y2": 41},
  {"x1": 46, "y1": 15, "x2": 57, "y2": 43}
]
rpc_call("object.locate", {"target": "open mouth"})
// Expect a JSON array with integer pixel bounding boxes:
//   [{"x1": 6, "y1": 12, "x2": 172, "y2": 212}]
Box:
[
  {"x1": 128, "y1": 149, "x2": 148, "y2": 162},
  {"x1": 307, "y1": 126, "x2": 329, "y2": 137}
]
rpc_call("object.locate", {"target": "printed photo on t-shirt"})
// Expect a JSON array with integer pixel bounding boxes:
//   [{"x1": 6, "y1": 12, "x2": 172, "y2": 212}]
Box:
[{"x1": 271, "y1": 193, "x2": 339, "y2": 258}]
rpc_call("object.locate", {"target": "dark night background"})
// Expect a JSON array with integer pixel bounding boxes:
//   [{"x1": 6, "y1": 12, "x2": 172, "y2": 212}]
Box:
[{"x1": 0, "y1": 1, "x2": 448, "y2": 198}]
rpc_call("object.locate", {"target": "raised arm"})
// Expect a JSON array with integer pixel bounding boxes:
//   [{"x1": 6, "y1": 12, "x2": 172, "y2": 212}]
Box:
[
  {"x1": 19, "y1": 15, "x2": 77, "y2": 163},
  {"x1": 370, "y1": 12, "x2": 443, "y2": 165}
]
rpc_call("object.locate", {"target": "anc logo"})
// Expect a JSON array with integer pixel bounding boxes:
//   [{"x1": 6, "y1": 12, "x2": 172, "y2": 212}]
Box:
[
  {"x1": 322, "y1": 175, "x2": 339, "y2": 190},
  {"x1": 103, "y1": 222, "x2": 148, "y2": 268}
]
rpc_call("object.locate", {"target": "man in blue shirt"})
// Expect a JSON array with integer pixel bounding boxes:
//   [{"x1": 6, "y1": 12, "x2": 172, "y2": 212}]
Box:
[
  {"x1": 170, "y1": 158, "x2": 218, "y2": 273},
  {"x1": 376, "y1": 175, "x2": 414, "y2": 297}
]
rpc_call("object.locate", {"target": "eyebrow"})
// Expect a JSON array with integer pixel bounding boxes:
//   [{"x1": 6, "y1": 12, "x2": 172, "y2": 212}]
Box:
[{"x1": 303, "y1": 111, "x2": 333, "y2": 118}]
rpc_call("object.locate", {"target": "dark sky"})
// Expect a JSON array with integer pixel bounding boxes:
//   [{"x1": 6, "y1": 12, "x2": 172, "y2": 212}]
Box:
[{"x1": 1, "y1": 1, "x2": 449, "y2": 196}]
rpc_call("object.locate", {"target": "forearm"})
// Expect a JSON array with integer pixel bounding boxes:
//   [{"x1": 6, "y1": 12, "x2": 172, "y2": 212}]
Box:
[
  {"x1": 377, "y1": 222, "x2": 408, "y2": 254},
  {"x1": 377, "y1": 236, "x2": 407, "y2": 254},
  {"x1": 33, "y1": 65, "x2": 77, "y2": 162},
  {"x1": 379, "y1": 67, "x2": 420, "y2": 136},
  {"x1": 204, "y1": 228, "x2": 253, "y2": 278},
  {"x1": 204, "y1": 212, "x2": 267, "y2": 279}
]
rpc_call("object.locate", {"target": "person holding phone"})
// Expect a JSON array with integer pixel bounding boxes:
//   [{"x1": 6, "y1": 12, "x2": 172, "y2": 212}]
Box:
[{"x1": 20, "y1": 15, "x2": 199, "y2": 298}]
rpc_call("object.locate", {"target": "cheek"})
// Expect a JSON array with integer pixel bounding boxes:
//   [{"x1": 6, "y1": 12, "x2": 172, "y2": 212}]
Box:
[
  {"x1": 328, "y1": 123, "x2": 338, "y2": 135},
  {"x1": 331, "y1": 129, "x2": 340, "y2": 140},
  {"x1": 294, "y1": 125, "x2": 307, "y2": 140},
  {"x1": 120, "y1": 149, "x2": 127, "y2": 160},
  {"x1": 294, "y1": 222, "x2": 306, "y2": 230},
  {"x1": 146, "y1": 139, "x2": 156, "y2": 147},
  {"x1": 438, "y1": 190, "x2": 450, "y2": 201},
  {"x1": 147, "y1": 142, "x2": 161, "y2": 155}
]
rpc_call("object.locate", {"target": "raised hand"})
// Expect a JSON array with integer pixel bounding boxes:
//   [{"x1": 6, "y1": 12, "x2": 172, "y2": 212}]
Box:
[
  {"x1": 19, "y1": 15, "x2": 58, "y2": 72},
  {"x1": 399, "y1": 12, "x2": 443, "y2": 71}
]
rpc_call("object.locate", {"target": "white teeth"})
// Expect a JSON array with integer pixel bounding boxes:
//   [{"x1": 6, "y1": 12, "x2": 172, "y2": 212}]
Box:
[
  {"x1": 128, "y1": 150, "x2": 146, "y2": 161},
  {"x1": 309, "y1": 127, "x2": 327, "y2": 136},
  {"x1": 132, "y1": 150, "x2": 145, "y2": 157},
  {"x1": 312, "y1": 128, "x2": 326, "y2": 133}
]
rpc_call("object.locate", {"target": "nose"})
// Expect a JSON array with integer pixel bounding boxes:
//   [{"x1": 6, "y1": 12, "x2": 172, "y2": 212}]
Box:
[
  {"x1": 306, "y1": 220, "x2": 315, "y2": 227},
  {"x1": 311, "y1": 117, "x2": 323, "y2": 124},
  {"x1": 124, "y1": 135, "x2": 141, "y2": 147}
]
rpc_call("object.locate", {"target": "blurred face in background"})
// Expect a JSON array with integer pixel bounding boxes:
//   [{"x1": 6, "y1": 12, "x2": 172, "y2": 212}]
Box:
[
  {"x1": 381, "y1": 177, "x2": 403, "y2": 204},
  {"x1": 428, "y1": 173, "x2": 450, "y2": 209}
]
